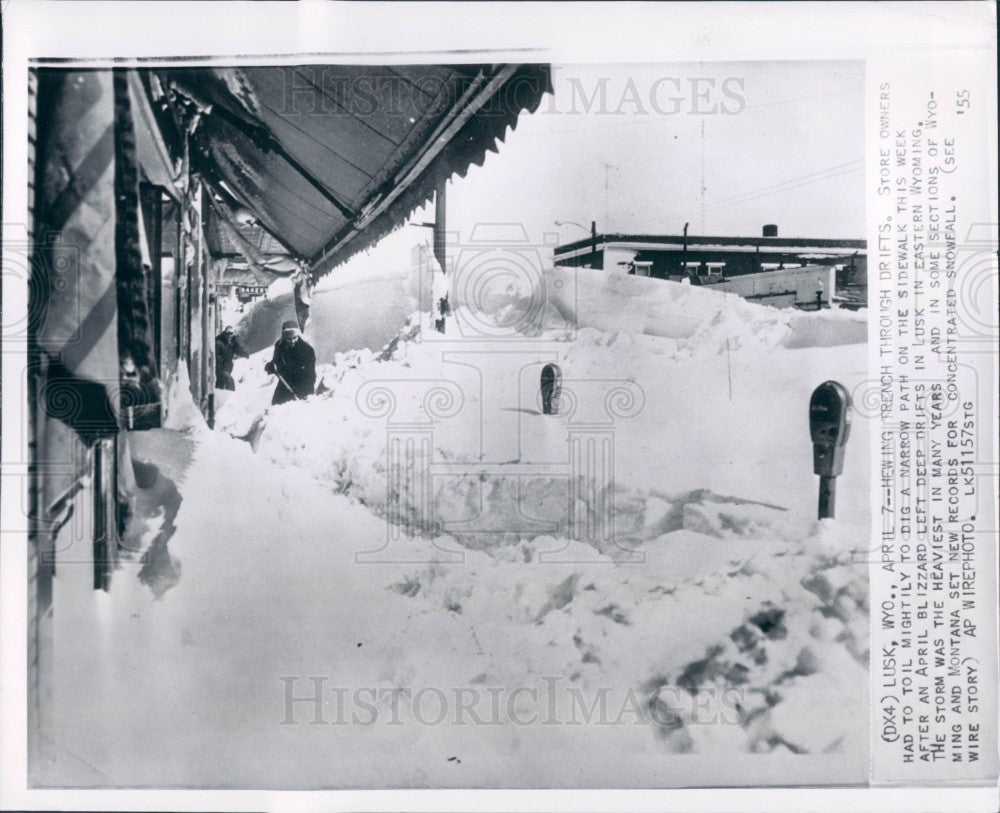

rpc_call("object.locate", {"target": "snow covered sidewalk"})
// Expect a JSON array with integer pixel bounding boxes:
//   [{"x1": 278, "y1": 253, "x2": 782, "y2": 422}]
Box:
[
  {"x1": 40, "y1": 270, "x2": 872, "y2": 787},
  {"x1": 43, "y1": 426, "x2": 869, "y2": 788}
]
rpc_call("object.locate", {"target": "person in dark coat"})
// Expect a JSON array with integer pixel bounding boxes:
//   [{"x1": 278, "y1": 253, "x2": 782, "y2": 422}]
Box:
[
  {"x1": 265, "y1": 320, "x2": 316, "y2": 405},
  {"x1": 215, "y1": 325, "x2": 249, "y2": 390}
]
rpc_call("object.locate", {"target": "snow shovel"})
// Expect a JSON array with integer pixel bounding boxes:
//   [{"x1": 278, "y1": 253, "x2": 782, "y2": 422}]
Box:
[{"x1": 271, "y1": 368, "x2": 304, "y2": 401}]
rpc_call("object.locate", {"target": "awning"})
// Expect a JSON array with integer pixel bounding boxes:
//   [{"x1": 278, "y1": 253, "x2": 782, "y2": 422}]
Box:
[
  {"x1": 203, "y1": 207, "x2": 290, "y2": 258},
  {"x1": 34, "y1": 70, "x2": 123, "y2": 446},
  {"x1": 127, "y1": 71, "x2": 183, "y2": 200},
  {"x1": 155, "y1": 64, "x2": 551, "y2": 279},
  {"x1": 203, "y1": 195, "x2": 299, "y2": 284}
]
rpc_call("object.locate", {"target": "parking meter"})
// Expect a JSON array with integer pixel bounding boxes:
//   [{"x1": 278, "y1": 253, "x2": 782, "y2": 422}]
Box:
[
  {"x1": 809, "y1": 380, "x2": 852, "y2": 519},
  {"x1": 540, "y1": 363, "x2": 562, "y2": 415}
]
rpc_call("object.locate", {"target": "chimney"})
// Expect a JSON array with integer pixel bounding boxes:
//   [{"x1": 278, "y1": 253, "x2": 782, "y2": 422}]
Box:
[{"x1": 763, "y1": 224, "x2": 778, "y2": 238}]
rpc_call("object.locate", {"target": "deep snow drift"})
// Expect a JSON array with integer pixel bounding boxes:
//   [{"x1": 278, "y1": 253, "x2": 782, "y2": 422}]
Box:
[
  {"x1": 44, "y1": 266, "x2": 871, "y2": 787},
  {"x1": 235, "y1": 264, "x2": 430, "y2": 361},
  {"x1": 219, "y1": 268, "x2": 871, "y2": 769}
]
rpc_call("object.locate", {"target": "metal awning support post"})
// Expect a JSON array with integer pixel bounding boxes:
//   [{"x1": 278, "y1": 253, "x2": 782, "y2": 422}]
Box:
[{"x1": 433, "y1": 181, "x2": 449, "y2": 333}]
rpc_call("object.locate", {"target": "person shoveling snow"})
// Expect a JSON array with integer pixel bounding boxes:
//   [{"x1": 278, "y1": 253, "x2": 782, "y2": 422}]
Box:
[
  {"x1": 215, "y1": 325, "x2": 249, "y2": 391},
  {"x1": 264, "y1": 320, "x2": 317, "y2": 405}
]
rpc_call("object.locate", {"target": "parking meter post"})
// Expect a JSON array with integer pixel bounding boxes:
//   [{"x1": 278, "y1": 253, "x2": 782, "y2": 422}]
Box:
[
  {"x1": 809, "y1": 380, "x2": 852, "y2": 521},
  {"x1": 818, "y1": 475, "x2": 836, "y2": 520}
]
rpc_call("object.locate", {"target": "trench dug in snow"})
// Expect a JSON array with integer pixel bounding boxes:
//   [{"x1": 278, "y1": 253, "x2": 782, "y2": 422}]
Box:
[
  {"x1": 220, "y1": 270, "x2": 870, "y2": 764},
  {"x1": 44, "y1": 267, "x2": 871, "y2": 787}
]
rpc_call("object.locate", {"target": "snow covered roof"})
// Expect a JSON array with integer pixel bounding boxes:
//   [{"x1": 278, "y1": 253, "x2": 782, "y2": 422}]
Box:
[
  {"x1": 555, "y1": 233, "x2": 866, "y2": 260},
  {"x1": 158, "y1": 65, "x2": 552, "y2": 279}
]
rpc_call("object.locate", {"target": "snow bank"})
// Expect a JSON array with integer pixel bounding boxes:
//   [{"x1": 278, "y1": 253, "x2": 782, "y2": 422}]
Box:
[
  {"x1": 446, "y1": 263, "x2": 866, "y2": 354},
  {"x1": 202, "y1": 261, "x2": 871, "y2": 763},
  {"x1": 783, "y1": 307, "x2": 868, "y2": 348},
  {"x1": 545, "y1": 266, "x2": 743, "y2": 339},
  {"x1": 233, "y1": 293, "x2": 298, "y2": 354},
  {"x1": 235, "y1": 272, "x2": 871, "y2": 553},
  {"x1": 236, "y1": 262, "x2": 866, "y2": 365},
  {"x1": 42, "y1": 267, "x2": 874, "y2": 790},
  {"x1": 161, "y1": 362, "x2": 207, "y2": 432},
  {"x1": 47, "y1": 425, "x2": 868, "y2": 786},
  {"x1": 237, "y1": 265, "x2": 430, "y2": 361}
]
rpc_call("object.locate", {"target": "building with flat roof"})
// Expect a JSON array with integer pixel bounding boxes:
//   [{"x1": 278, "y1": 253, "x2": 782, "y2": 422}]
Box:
[{"x1": 553, "y1": 225, "x2": 867, "y2": 308}]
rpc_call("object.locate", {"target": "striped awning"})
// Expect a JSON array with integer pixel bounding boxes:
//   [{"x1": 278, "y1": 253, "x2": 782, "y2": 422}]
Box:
[
  {"x1": 157, "y1": 64, "x2": 551, "y2": 279},
  {"x1": 34, "y1": 70, "x2": 122, "y2": 440},
  {"x1": 34, "y1": 69, "x2": 160, "y2": 443}
]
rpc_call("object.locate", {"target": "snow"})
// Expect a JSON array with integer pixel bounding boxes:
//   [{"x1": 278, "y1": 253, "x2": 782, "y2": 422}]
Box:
[
  {"x1": 41, "y1": 264, "x2": 871, "y2": 787},
  {"x1": 235, "y1": 265, "x2": 424, "y2": 360},
  {"x1": 160, "y1": 361, "x2": 207, "y2": 432}
]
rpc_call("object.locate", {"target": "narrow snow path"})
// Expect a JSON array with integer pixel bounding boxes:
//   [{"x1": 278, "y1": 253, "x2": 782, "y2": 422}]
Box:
[
  {"x1": 45, "y1": 423, "x2": 868, "y2": 788},
  {"x1": 41, "y1": 271, "x2": 872, "y2": 788}
]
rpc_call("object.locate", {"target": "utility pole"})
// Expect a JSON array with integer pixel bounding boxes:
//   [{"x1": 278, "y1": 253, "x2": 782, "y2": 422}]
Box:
[
  {"x1": 602, "y1": 162, "x2": 616, "y2": 232},
  {"x1": 682, "y1": 221, "x2": 689, "y2": 280},
  {"x1": 555, "y1": 219, "x2": 600, "y2": 269},
  {"x1": 700, "y1": 119, "x2": 706, "y2": 234}
]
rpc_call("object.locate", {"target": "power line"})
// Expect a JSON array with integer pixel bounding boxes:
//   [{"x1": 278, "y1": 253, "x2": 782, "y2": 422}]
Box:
[
  {"x1": 700, "y1": 119, "x2": 706, "y2": 233},
  {"x1": 601, "y1": 161, "x2": 617, "y2": 230},
  {"x1": 630, "y1": 159, "x2": 863, "y2": 231},
  {"x1": 662, "y1": 159, "x2": 864, "y2": 218},
  {"x1": 680, "y1": 164, "x2": 863, "y2": 221}
]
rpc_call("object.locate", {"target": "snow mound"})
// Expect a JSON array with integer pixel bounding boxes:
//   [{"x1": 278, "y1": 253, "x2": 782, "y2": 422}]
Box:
[
  {"x1": 206, "y1": 262, "x2": 870, "y2": 759},
  {"x1": 161, "y1": 362, "x2": 207, "y2": 432},
  {"x1": 373, "y1": 520, "x2": 868, "y2": 756},
  {"x1": 237, "y1": 266, "x2": 424, "y2": 360},
  {"x1": 230, "y1": 274, "x2": 870, "y2": 555},
  {"x1": 449, "y1": 264, "x2": 866, "y2": 355},
  {"x1": 234, "y1": 294, "x2": 298, "y2": 354},
  {"x1": 783, "y1": 308, "x2": 868, "y2": 348}
]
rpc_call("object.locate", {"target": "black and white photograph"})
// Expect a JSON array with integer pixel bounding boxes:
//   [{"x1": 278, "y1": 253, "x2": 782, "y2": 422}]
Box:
[
  {"x1": 23, "y1": 55, "x2": 875, "y2": 788},
  {"x1": 2, "y1": 2, "x2": 997, "y2": 810}
]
